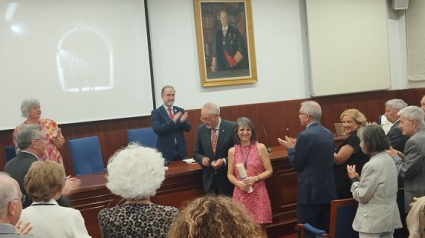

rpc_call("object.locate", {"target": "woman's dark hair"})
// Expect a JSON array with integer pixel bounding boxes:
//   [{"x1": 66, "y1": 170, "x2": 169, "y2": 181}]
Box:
[
  {"x1": 233, "y1": 117, "x2": 257, "y2": 144},
  {"x1": 357, "y1": 124, "x2": 390, "y2": 154}
]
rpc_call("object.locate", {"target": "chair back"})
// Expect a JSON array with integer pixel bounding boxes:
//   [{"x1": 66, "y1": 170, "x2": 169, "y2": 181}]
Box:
[
  {"x1": 127, "y1": 127, "x2": 158, "y2": 148},
  {"x1": 329, "y1": 198, "x2": 358, "y2": 238},
  {"x1": 67, "y1": 136, "x2": 105, "y2": 175},
  {"x1": 4, "y1": 146, "x2": 17, "y2": 162}
]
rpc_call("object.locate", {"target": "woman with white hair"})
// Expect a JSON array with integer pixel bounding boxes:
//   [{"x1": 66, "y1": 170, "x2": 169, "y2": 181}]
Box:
[
  {"x1": 13, "y1": 98, "x2": 64, "y2": 164},
  {"x1": 98, "y1": 143, "x2": 178, "y2": 238}
]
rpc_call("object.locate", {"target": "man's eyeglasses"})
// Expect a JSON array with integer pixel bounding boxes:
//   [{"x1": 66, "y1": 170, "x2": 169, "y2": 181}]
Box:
[
  {"x1": 34, "y1": 137, "x2": 47, "y2": 142},
  {"x1": 14, "y1": 194, "x2": 26, "y2": 203},
  {"x1": 298, "y1": 112, "x2": 307, "y2": 116}
]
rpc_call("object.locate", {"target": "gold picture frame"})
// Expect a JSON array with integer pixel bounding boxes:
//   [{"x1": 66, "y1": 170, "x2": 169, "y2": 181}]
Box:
[{"x1": 194, "y1": 0, "x2": 257, "y2": 87}]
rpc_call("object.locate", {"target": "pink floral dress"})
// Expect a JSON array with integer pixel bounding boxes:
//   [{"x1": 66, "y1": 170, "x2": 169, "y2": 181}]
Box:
[
  {"x1": 232, "y1": 142, "x2": 272, "y2": 224},
  {"x1": 13, "y1": 118, "x2": 63, "y2": 164}
]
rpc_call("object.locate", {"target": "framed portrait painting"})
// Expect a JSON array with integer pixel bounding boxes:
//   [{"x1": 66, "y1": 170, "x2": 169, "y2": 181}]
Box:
[{"x1": 194, "y1": 0, "x2": 257, "y2": 87}]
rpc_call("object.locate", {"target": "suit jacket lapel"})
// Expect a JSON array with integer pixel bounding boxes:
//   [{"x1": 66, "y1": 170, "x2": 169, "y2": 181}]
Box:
[
  {"x1": 390, "y1": 120, "x2": 399, "y2": 130},
  {"x1": 216, "y1": 122, "x2": 228, "y2": 155},
  {"x1": 160, "y1": 106, "x2": 172, "y2": 121}
]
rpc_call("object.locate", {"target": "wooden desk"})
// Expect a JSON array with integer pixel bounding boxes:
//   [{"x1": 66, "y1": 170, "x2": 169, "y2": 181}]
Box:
[
  {"x1": 70, "y1": 146, "x2": 292, "y2": 238},
  {"x1": 70, "y1": 161, "x2": 203, "y2": 238}
]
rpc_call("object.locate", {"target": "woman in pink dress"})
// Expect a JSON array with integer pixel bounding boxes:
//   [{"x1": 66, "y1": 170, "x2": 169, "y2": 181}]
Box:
[
  {"x1": 13, "y1": 98, "x2": 65, "y2": 164},
  {"x1": 227, "y1": 117, "x2": 273, "y2": 229}
]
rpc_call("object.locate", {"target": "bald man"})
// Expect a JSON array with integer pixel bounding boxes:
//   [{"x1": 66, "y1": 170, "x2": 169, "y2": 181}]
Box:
[{"x1": 0, "y1": 173, "x2": 40, "y2": 237}]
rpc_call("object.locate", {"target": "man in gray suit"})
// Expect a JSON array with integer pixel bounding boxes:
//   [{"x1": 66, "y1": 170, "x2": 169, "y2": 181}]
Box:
[
  {"x1": 388, "y1": 106, "x2": 425, "y2": 213},
  {"x1": 0, "y1": 173, "x2": 40, "y2": 238},
  {"x1": 193, "y1": 102, "x2": 234, "y2": 196}
]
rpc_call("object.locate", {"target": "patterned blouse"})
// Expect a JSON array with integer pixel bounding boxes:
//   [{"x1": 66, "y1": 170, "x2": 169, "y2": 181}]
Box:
[
  {"x1": 13, "y1": 118, "x2": 63, "y2": 164},
  {"x1": 98, "y1": 203, "x2": 178, "y2": 238}
]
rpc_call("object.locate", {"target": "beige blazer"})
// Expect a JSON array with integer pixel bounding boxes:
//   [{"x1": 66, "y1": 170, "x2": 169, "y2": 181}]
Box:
[
  {"x1": 351, "y1": 152, "x2": 402, "y2": 233},
  {"x1": 406, "y1": 196, "x2": 425, "y2": 238},
  {"x1": 19, "y1": 200, "x2": 91, "y2": 238}
]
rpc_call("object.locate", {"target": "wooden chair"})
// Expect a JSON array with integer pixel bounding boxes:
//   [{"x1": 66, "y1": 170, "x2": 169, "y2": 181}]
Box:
[{"x1": 296, "y1": 198, "x2": 358, "y2": 238}]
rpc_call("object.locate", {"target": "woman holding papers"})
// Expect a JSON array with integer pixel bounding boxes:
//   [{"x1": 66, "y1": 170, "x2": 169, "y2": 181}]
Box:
[{"x1": 227, "y1": 117, "x2": 273, "y2": 226}]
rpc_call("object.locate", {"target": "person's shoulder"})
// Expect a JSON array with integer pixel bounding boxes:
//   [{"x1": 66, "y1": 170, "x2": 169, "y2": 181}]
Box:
[
  {"x1": 221, "y1": 119, "x2": 235, "y2": 126},
  {"x1": 153, "y1": 204, "x2": 179, "y2": 213},
  {"x1": 174, "y1": 105, "x2": 184, "y2": 111},
  {"x1": 151, "y1": 106, "x2": 162, "y2": 114}
]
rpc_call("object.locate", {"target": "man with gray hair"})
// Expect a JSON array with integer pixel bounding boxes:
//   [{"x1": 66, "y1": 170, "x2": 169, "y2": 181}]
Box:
[
  {"x1": 4, "y1": 124, "x2": 75, "y2": 209},
  {"x1": 0, "y1": 172, "x2": 40, "y2": 237},
  {"x1": 278, "y1": 101, "x2": 337, "y2": 232},
  {"x1": 384, "y1": 99, "x2": 409, "y2": 153},
  {"x1": 388, "y1": 106, "x2": 425, "y2": 213},
  {"x1": 194, "y1": 102, "x2": 234, "y2": 196}
]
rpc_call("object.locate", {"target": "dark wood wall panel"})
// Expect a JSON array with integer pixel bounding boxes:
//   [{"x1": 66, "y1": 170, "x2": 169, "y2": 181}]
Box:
[{"x1": 2, "y1": 88, "x2": 425, "y2": 174}]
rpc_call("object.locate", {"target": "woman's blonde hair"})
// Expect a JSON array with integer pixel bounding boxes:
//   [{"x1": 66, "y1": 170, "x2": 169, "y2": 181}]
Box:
[
  {"x1": 167, "y1": 196, "x2": 265, "y2": 238},
  {"x1": 340, "y1": 109, "x2": 367, "y2": 127},
  {"x1": 24, "y1": 161, "x2": 65, "y2": 202}
]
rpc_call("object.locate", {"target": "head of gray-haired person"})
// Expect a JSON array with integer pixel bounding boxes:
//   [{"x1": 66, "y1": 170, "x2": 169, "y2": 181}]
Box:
[
  {"x1": 298, "y1": 101, "x2": 322, "y2": 128},
  {"x1": 385, "y1": 99, "x2": 408, "y2": 124},
  {"x1": 200, "y1": 102, "x2": 221, "y2": 129},
  {"x1": 106, "y1": 143, "x2": 166, "y2": 202},
  {"x1": 397, "y1": 106, "x2": 425, "y2": 137},
  {"x1": 20, "y1": 98, "x2": 41, "y2": 123},
  {"x1": 0, "y1": 172, "x2": 24, "y2": 227},
  {"x1": 357, "y1": 124, "x2": 390, "y2": 155},
  {"x1": 15, "y1": 124, "x2": 46, "y2": 158}
]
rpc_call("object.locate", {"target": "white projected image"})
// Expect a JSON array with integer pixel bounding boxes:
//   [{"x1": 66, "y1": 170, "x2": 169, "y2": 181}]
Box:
[{"x1": 0, "y1": 1, "x2": 153, "y2": 130}]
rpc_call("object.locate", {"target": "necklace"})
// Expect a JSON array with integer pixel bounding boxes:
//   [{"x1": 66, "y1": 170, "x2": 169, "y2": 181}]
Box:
[{"x1": 240, "y1": 143, "x2": 252, "y2": 169}]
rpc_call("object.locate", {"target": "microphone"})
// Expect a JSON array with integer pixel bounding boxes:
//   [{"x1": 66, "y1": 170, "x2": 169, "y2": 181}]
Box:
[{"x1": 261, "y1": 126, "x2": 272, "y2": 153}]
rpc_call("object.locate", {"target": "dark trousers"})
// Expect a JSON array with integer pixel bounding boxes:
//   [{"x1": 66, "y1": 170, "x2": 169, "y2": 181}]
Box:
[
  {"x1": 297, "y1": 203, "x2": 331, "y2": 233},
  {"x1": 206, "y1": 175, "x2": 232, "y2": 197}
]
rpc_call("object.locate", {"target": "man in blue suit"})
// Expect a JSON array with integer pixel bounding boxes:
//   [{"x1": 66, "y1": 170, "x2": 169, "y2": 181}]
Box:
[
  {"x1": 278, "y1": 101, "x2": 337, "y2": 232},
  {"x1": 151, "y1": 86, "x2": 191, "y2": 162}
]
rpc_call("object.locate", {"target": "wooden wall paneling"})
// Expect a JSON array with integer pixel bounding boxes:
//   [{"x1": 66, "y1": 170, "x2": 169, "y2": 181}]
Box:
[{"x1": 2, "y1": 88, "x2": 425, "y2": 173}]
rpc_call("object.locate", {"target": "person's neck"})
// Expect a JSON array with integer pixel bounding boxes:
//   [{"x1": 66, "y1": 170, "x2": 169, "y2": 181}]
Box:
[
  {"x1": 126, "y1": 198, "x2": 152, "y2": 205},
  {"x1": 27, "y1": 117, "x2": 39, "y2": 124},
  {"x1": 0, "y1": 217, "x2": 13, "y2": 225},
  {"x1": 240, "y1": 141, "x2": 251, "y2": 147},
  {"x1": 22, "y1": 148, "x2": 42, "y2": 158}
]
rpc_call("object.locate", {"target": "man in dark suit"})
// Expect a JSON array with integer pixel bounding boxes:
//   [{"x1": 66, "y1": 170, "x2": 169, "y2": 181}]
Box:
[
  {"x1": 210, "y1": 10, "x2": 248, "y2": 72},
  {"x1": 193, "y1": 102, "x2": 234, "y2": 196},
  {"x1": 385, "y1": 99, "x2": 409, "y2": 152},
  {"x1": 151, "y1": 86, "x2": 191, "y2": 162},
  {"x1": 4, "y1": 124, "x2": 75, "y2": 208},
  {"x1": 278, "y1": 101, "x2": 337, "y2": 232}
]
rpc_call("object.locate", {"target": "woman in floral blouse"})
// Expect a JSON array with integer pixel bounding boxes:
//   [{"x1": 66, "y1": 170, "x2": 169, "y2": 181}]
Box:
[{"x1": 13, "y1": 98, "x2": 65, "y2": 164}]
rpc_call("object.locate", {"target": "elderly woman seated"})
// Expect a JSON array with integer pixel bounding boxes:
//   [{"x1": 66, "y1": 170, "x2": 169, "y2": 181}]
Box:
[
  {"x1": 98, "y1": 143, "x2": 178, "y2": 238},
  {"x1": 167, "y1": 196, "x2": 265, "y2": 238},
  {"x1": 19, "y1": 161, "x2": 91, "y2": 238}
]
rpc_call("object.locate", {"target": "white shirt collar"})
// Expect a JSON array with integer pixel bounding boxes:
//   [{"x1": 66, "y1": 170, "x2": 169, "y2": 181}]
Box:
[
  {"x1": 307, "y1": 121, "x2": 319, "y2": 129},
  {"x1": 222, "y1": 24, "x2": 228, "y2": 32},
  {"x1": 20, "y1": 150, "x2": 40, "y2": 160}
]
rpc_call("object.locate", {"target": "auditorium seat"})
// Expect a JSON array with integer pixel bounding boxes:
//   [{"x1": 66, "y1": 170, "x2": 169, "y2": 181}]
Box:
[
  {"x1": 4, "y1": 146, "x2": 16, "y2": 162},
  {"x1": 127, "y1": 127, "x2": 157, "y2": 148},
  {"x1": 296, "y1": 198, "x2": 358, "y2": 238},
  {"x1": 67, "y1": 136, "x2": 105, "y2": 175}
]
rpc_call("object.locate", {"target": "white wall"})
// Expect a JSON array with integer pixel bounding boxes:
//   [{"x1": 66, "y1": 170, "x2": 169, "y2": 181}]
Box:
[
  {"x1": 148, "y1": 0, "x2": 311, "y2": 109},
  {"x1": 148, "y1": 0, "x2": 410, "y2": 110}
]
